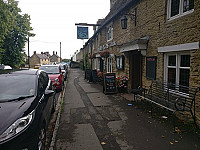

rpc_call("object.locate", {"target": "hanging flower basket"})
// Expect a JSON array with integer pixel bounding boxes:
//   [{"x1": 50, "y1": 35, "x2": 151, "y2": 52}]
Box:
[{"x1": 100, "y1": 50, "x2": 110, "y2": 58}]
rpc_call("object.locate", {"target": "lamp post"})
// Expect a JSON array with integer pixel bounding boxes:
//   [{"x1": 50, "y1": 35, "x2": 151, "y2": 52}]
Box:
[{"x1": 121, "y1": 15, "x2": 128, "y2": 29}]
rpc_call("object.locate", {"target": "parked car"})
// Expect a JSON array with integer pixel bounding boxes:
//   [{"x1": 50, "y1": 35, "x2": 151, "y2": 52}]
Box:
[
  {"x1": 34, "y1": 64, "x2": 41, "y2": 69},
  {"x1": 39, "y1": 65, "x2": 64, "y2": 92},
  {"x1": 0, "y1": 64, "x2": 12, "y2": 70},
  {"x1": 0, "y1": 69, "x2": 56, "y2": 150},
  {"x1": 60, "y1": 64, "x2": 68, "y2": 81}
]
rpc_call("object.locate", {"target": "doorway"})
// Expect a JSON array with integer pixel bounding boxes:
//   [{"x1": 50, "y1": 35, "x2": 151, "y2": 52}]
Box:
[{"x1": 129, "y1": 51, "x2": 142, "y2": 89}]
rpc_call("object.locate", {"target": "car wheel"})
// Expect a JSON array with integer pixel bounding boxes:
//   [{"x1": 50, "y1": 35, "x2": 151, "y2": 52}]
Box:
[{"x1": 37, "y1": 125, "x2": 46, "y2": 150}]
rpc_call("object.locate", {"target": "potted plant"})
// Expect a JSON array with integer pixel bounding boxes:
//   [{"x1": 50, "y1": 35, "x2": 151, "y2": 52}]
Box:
[
  {"x1": 97, "y1": 71, "x2": 103, "y2": 84},
  {"x1": 92, "y1": 53, "x2": 96, "y2": 58},
  {"x1": 116, "y1": 75, "x2": 128, "y2": 93}
]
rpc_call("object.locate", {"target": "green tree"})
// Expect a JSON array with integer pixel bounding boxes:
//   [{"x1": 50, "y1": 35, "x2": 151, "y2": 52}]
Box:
[
  {"x1": 0, "y1": 0, "x2": 12, "y2": 62},
  {"x1": 0, "y1": 0, "x2": 34, "y2": 67}
]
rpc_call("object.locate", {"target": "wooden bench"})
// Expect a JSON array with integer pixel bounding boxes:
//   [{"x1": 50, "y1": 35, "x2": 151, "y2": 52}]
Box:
[{"x1": 133, "y1": 80, "x2": 199, "y2": 129}]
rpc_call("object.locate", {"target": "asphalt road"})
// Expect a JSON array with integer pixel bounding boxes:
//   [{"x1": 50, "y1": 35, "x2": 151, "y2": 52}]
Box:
[{"x1": 51, "y1": 68, "x2": 200, "y2": 150}]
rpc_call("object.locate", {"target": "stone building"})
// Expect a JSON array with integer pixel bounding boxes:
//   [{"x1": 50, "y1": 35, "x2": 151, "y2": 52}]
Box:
[
  {"x1": 29, "y1": 51, "x2": 50, "y2": 68},
  {"x1": 50, "y1": 51, "x2": 61, "y2": 63},
  {"x1": 81, "y1": 0, "x2": 200, "y2": 125}
]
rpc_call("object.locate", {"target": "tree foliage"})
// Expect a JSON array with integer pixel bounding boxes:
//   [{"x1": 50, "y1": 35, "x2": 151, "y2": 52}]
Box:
[{"x1": 0, "y1": 0, "x2": 35, "y2": 67}]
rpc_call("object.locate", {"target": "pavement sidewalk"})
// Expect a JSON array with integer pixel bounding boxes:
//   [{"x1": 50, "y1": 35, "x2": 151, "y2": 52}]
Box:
[{"x1": 53, "y1": 68, "x2": 200, "y2": 150}]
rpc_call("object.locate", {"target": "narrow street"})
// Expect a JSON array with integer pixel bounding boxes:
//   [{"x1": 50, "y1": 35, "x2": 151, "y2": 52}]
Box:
[{"x1": 53, "y1": 68, "x2": 200, "y2": 150}]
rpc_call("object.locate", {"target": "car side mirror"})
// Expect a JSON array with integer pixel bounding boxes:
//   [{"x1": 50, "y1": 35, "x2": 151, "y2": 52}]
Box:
[
  {"x1": 45, "y1": 90, "x2": 55, "y2": 96},
  {"x1": 62, "y1": 71, "x2": 66, "y2": 75}
]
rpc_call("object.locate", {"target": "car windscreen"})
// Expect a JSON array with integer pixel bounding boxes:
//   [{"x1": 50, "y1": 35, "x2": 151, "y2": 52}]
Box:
[
  {"x1": 39, "y1": 66, "x2": 59, "y2": 74},
  {"x1": 0, "y1": 74, "x2": 36, "y2": 101},
  {"x1": 60, "y1": 65, "x2": 65, "y2": 70}
]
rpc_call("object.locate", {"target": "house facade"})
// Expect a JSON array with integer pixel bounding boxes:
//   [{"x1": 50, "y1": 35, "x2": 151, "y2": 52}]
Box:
[
  {"x1": 50, "y1": 51, "x2": 61, "y2": 63},
  {"x1": 80, "y1": 0, "x2": 200, "y2": 125},
  {"x1": 29, "y1": 51, "x2": 50, "y2": 68}
]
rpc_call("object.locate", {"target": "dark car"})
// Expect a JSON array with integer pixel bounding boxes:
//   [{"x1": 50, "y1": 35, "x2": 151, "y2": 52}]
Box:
[
  {"x1": 39, "y1": 65, "x2": 64, "y2": 92},
  {"x1": 60, "y1": 64, "x2": 68, "y2": 81},
  {"x1": 0, "y1": 69, "x2": 56, "y2": 150}
]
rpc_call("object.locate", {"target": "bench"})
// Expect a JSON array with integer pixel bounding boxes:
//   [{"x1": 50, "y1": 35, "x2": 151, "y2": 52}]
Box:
[{"x1": 132, "y1": 80, "x2": 199, "y2": 129}]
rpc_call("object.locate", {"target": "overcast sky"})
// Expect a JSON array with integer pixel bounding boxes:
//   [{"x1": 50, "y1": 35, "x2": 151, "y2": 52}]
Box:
[{"x1": 17, "y1": 0, "x2": 110, "y2": 59}]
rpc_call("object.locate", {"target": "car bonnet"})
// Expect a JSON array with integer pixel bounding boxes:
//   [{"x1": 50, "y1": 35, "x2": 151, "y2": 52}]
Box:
[{"x1": 0, "y1": 96, "x2": 35, "y2": 135}]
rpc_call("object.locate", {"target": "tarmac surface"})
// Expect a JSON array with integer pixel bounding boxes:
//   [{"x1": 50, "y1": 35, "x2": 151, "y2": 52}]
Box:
[{"x1": 53, "y1": 68, "x2": 200, "y2": 150}]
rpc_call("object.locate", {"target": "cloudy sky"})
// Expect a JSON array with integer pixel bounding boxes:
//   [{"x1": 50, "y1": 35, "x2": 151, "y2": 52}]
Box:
[{"x1": 17, "y1": 0, "x2": 110, "y2": 59}]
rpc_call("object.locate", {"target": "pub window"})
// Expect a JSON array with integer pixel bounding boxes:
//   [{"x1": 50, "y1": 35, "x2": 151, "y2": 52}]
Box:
[
  {"x1": 165, "y1": 53, "x2": 190, "y2": 91},
  {"x1": 106, "y1": 24, "x2": 113, "y2": 41},
  {"x1": 116, "y1": 55, "x2": 124, "y2": 70},
  {"x1": 167, "y1": 0, "x2": 194, "y2": 20}
]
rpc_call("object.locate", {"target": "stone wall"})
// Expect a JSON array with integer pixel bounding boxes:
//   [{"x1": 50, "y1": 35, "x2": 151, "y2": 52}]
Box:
[
  {"x1": 83, "y1": 0, "x2": 200, "y2": 125},
  {"x1": 107, "y1": 0, "x2": 200, "y2": 125}
]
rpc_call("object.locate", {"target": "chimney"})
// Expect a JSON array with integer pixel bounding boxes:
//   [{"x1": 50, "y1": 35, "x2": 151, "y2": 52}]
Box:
[
  {"x1": 53, "y1": 51, "x2": 55, "y2": 55},
  {"x1": 97, "y1": 19, "x2": 104, "y2": 30},
  {"x1": 110, "y1": 0, "x2": 117, "y2": 9},
  {"x1": 41, "y1": 52, "x2": 43, "y2": 54},
  {"x1": 56, "y1": 51, "x2": 57, "y2": 55},
  {"x1": 34, "y1": 51, "x2": 36, "y2": 55}
]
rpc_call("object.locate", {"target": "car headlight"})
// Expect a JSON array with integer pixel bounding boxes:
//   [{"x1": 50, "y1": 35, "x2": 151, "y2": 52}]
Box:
[
  {"x1": 54, "y1": 78, "x2": 59, "y2": 82},
  {"x1": 0, "y1": 110, "x2": 35, "y2": 143}
]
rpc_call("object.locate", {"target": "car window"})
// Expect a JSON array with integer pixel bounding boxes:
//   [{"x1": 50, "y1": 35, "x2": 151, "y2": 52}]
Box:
[
  {"x1": 37, "y1": 76, "x2": 44, "y2": 96},
  {"x1": 0, "y1": 75, "x2": 36, "y2": 100},
  {"x1": 39, "y1": 66, "x2": 59, "y2": 74},
  {"x1": 40, "y1": 72, "x2": 49, "y2": 89},
  {"x1": 60, "y1": 65, "x2": 66, "y2": 70}
]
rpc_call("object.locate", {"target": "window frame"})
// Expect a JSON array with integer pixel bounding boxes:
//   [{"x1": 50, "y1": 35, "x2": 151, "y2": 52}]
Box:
[
  {"x1": 164, "y1": 52, "x2": 190, "y2": 86},
  {"x1": 167, "y1": 0, "x2": 194, "y2": 20},
  {"x1": 116, "y1": 55, "x2": 124, "y2": 70},
  {"x1": 107, "y1": 57, "x2": 113, "y2": 73},
  {"x1": 106, "y1": 23, "x2": 113, "y2": 41}
]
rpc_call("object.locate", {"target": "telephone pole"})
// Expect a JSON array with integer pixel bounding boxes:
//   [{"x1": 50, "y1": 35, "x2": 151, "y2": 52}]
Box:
[
  {"x1": 28, "y1": 37, "x2": 30, "y2": 68},
  {"x1": 60, "y1": 42, "x2": 62, "y2": 62}
]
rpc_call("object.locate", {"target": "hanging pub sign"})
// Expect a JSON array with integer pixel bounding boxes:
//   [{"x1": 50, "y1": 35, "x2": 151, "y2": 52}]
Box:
[
  {"x1": 103, "y1": 73, "x2": 117, "y2": 94},
  {"x1": 77, "y1": 27, "x2": 89, "y2": 39},
  {"x1": 146, "y1": 56, "x2": 157, "y2": 80}
]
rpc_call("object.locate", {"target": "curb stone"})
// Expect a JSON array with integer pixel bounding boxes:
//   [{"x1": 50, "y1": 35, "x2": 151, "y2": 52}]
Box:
[{"x1": 49, "y1": 81, "x2": 66, "y2": 150}]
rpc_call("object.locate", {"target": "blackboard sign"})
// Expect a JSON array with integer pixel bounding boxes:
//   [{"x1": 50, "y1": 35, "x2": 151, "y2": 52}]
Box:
[
  {"x1": 85, "y1": 69, "x2": 91, "y2": 81},
  {"x1": 92, "y1": 70, "x2": 98, "y2": 83},
  {"x1": 146, "y1": 56, "x2": 157, "y2": 80},
  {"x1": 103, "y1": 73, "x2": 117, "y2": 94}
]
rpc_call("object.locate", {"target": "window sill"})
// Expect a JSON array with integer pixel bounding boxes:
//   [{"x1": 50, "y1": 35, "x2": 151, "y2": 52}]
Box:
[
  {"x1": 167, "y1": 9, "x2": 194, "y2": 22},
  {"x1": 107, "y1": 39, "x2": 113, "y2": 42}
]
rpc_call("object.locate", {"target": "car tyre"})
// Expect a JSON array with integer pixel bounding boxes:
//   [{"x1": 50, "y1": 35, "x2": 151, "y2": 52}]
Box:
[{"x1": 37, "y1": 124, "x2": 46, "y2": 150}]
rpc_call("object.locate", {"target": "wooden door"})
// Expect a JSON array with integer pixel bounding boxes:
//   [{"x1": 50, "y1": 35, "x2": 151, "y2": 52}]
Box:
[{"x1": 129, "y1": 51, "x2": 142, "y2": 89}]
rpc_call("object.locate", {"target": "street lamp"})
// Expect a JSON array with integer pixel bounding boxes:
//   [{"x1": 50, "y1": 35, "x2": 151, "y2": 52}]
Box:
[
  {"x1": 121, "y1": 8, "x2": 137, "y2": 29},
  {"x1": 121, "y1": 15, "x2": 128, "y2": 29}
]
